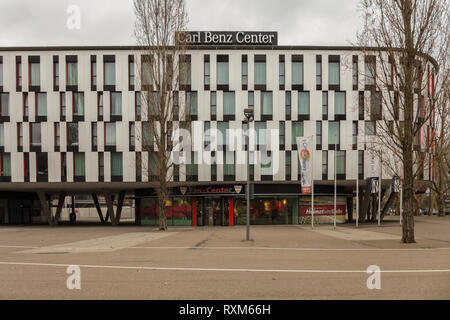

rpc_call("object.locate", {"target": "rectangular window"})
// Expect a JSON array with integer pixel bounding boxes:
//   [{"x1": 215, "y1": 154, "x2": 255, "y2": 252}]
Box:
[
  {"x1": 285, "y1": 151, "x2": 291, "y2": 178},
  {"x1": 18, "y1": 123, "x2": 23, "y2": 147},
  {"x1": 254, "y1": 55, "x2": 267, "y2": 87},
  {"x1": 67, "y1": 123, "x2": 78, "y2": 147},
  {"x1": 60, "y1": 153, "x2": 66, "y2": 180},
  {"x1": 292, "y1": 55, "x2": 303, "y2": 86},
  {"x1": 30, "y1": 61, "x2": 40, "y2": 86},
  {"x1": 358, "y1": 150, "x2": 364, "y2": 178},
  {"x1": 130, "y1": 123, "x2": 135, "y2": 148},
  {"x1": 55, "y1": 123, "x2": 60, "y2": 148},
  {"x1": 241, "y1": 55, "x2": 248, "y2": 87},
  {"x1": 365, "y1": 56, "x2": 376, "y2": 86},
  {"x1": 298, "y1": 92, "x2": 310, "y2": 116},
  {"x1": 37, "y1": 153, "x2": 48, "y2": 177},
  {"x1": 187, "y1": 91, "x2": 197, "y2": 116},
  {"x1": 128, "y1": 55, "x2": 135, "y2": 87},
  {"x1": 104, "y1": 60, "x2": 116, "y2": 87},
  {"x1": 365, "y1": 121, "x2": 376, "y2": 135},
  {"x1": 173, "y1": 92, "x2": 179, "y2": 120},
  {"x1": 0, "y1": 58, "x2": 3, "y2": 87},
  {"x1": 223, "y1": 92, "x2": 235, "y2": 116},
  {"x1": 322, "y1": 91, "x2": 328, "y2": 118},
  {"x1": 98, "y1": 153, "x2": 104, "y2": 178},
  {"x1": 261, "y1": 91, "x2": 273, "y2": 116},
  {"x1": 111, "y1": 152, "x2": 123, "y2": 176},
  {"x1": 370, "y1": 91, "x2": 382, "y2": 120},
  {"x1": 53, "y1": 58, "x2": 59, "y2": 89},
  {"x1": 279, "y1": 56, "x2": 285, "y2": 86},
  {"x1": 135, "y1": 92, "x2": 141, "y2": 120},
  {"x1": 316, "y1": 121, "x2": 322, "y2": 146},
  {"x1": 74, "y1": 153, "x2": 85, "y2": 177},
  {"x1": 73, "y1": 92, "x2": 84, "y2": 116},
  {"x1": 316, "y1": 56, "x2": 322, "y2": 86},
  {"x1": 329, "y1": 121, "x2": 340, "y2": 146},
  {"x1": 60, "y1": 93, "x2": 65, "y2": 118},
  {"x1": 204, "y1": 55, "x2": 210, "y2": 87},
  {"x1": 352, "y1": 56, "x2": 358, "y2": 88},
  {"x1": 217, "y1": 122, "x2": 228, "y2": 147},
  {"x1": 30, "y1": 123, "x2": 41, "y2": 147},
  {"x1": 16, "y1": 58, "x2": 22, "y2": 89},
  {"x1": 186, "y1": 152, "x2": 198, "y2": 179},
  {"x1": 66, "y1": 60, "x2": 77, "y2": 86},
  {"x1": 336, "y1": 151, "x2": 346, "y2": 175},
  {"x1": 180, "y1": 55, "x2": 191, "y2": 86},
  {"x1": 328, "y1": 56, "x2": 340, "y2": 86},
  {"x1": 335, "y1": 92, "x2": 346, "y2": 115},
  {"x1": 359, "y1": 91, "x2": 365, "y2": 120},
  {"x1": 204, "y1": 122, "x2": 211, "y2": 149},
  {"x1": 279, "y1": 122, "x2": 285, "y2": 146},
  {"x1": 217, "y1": 55, "x2": 229, "y2": 86},
  {"x1": 142, "y1": 122, "x2": 153, "y2": 149},
  {"x1": 0, "y1": 93, "x2": 9, "y2": 116},
  {"x1": 255, "y1": 122, "x2": 266, "y2": 147},
  {"x1": 36, "y1": 93, "x2": 46, "y2": 117},
  {"x1": 0, "y1": 153, "x2": 11, "y2": 177},
  {"x1": 98, "y1": 93, "x2": 103, "y2": 118},
  {"x1": 292, "y1": 121, "x2": 303, "y2": 144},
  {"x1": 111, "y1": 92, "x2": 122, "y2": 116},
  {"x1": 141, "y1": 55, "x2": 152, "y2": 87},
  {"x1": 0, "y1": 124, "x2": 3, "y2": 147},
  {"x1": 210, "y1": 91, "x2": 217, "y2": 117},
  {"x1": 92, "y1": 123, "x2": 97, "y2": 149},
  {"x1": 105, "y1": 122, "x2": 116, "y2": 146},
  {"x1": 91, "y1": 56, "x2": 97, "y2": 88},
  {"x1": 285, "y1": 91, "x2": 291, "y2": 118},
  {"x1": 322, "y1": 151, "x2": 328, "y2": 177},
  {"x1": 352, "y1": 121, "x2": 358, "y2": 147},
  {"x1": 224, "y1": 151, "x2": 235, "y2": 176},
  {"x1": 136, "y1": 152, "x2": 142, "y2": 180},
  {"x1": 248, "y1": 91, "x2": 254, "y2": 108}
]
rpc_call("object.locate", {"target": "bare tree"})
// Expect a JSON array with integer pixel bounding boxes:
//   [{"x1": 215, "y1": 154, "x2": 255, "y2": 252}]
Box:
[
  {"x1": 430, "y1": 74, "x2": 449, "y2": 216},
  {"x1": 133, "y1": 0, "x2": 189, "y2": 230},
  {"x1": 357, "y1": 0, "x2": 449, "y2": 242}
]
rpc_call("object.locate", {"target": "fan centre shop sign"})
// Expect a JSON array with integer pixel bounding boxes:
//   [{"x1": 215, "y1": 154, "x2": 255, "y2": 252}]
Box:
[
  {"x1": 176, "y1": 31, "x2": 278, "y2": 46},
  {"x1": 179, "y1": 185, "x2": 244, "y2": 196}
]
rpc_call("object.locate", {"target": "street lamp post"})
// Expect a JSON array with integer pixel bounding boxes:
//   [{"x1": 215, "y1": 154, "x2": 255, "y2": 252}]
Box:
[{"x1": 244, "y1": 108, "x2": 254, "y2": 241}]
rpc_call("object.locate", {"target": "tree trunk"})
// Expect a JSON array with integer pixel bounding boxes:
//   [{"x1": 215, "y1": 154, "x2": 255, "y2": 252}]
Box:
[
  {"x1": 158, "y1": 179, "x2": 168, "y2": 231},
  {"x1": 437, "y1": 193, "x2": 445, "y2": 217}
]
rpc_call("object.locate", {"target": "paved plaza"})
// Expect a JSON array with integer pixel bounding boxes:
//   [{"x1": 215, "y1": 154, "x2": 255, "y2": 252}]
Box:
[{"x1": 0, "y1": 215, "x2": 449, "y2": 299}]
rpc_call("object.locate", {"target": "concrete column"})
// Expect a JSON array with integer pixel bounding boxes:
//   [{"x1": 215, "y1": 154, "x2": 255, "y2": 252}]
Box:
[
  {"x1": 105, "y1": 193, "x2": 116, "y2": 225},
  {"x1": 114, "y1": 191, "x2": 126, "y2": 225},
  {"x1": 54, "y1": 192, "x2": 66, "y2": 224},
  {"x1": 37, "y1": 191, "x2": 54, "y2": 226},
  {"x1": 92, "y1": 194, "x2": 105, "y2": 223}
]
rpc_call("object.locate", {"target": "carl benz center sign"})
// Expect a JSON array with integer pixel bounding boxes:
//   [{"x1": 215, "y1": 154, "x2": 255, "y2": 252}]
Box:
[{"x1": 176, "y1": 31, "x2": 278, "y2": 46}]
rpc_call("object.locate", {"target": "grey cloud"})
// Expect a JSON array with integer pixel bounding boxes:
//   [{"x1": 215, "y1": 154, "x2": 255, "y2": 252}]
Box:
[{"x1": 0, "y1": 0, "x2": 362, "y2": 47}]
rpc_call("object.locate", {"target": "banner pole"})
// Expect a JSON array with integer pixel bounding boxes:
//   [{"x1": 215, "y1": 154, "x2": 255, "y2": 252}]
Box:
[{"x1": 311, "y1": 137, "x2": 314, "y2": 230}]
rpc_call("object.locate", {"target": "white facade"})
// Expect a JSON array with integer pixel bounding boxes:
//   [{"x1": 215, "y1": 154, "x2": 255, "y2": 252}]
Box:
[{"x1": 0, "y1": 46, "x2": 435, "y2": 187}]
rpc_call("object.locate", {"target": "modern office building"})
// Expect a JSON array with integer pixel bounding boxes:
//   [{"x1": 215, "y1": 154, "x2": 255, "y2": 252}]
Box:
[{"x1": 0, "y1": 32, "x2": 437, "y2": 226}]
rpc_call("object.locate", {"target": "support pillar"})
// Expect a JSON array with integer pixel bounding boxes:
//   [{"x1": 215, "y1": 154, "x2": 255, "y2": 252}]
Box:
[
  {"x1": 105, "y1": 194, "x2": 115, "y2": 223},
  {"x1": 105, "y1": 193, "x2": 116, "y2": 225},
  {"x1": 92, "y1": 194, "x2": 105, "y2": 223},
  {"x1": 54, "y1": 192, "x2": 66, "y2": 224},
  {"x1": 114, "y1": 191, "x2": 126, "y2": 225},
  {"x1": 37, "y1": 191, "x2": 54, "y2": 226}
]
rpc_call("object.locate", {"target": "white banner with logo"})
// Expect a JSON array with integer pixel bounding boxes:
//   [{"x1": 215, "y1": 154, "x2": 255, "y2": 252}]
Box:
[{"x1": 296, "y1": 136, "x2": 313, "y2": 194}]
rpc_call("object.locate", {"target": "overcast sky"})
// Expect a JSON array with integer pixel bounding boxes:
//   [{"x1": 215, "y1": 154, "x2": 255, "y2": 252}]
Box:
[{"x1": 0, "y1": 0, "x2": 362, "y2": 47}]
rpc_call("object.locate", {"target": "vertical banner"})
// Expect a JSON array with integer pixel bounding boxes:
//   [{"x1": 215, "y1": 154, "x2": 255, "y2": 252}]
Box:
[{"x1": 297, "y1": 136, "x2": 313, "y2": 194}]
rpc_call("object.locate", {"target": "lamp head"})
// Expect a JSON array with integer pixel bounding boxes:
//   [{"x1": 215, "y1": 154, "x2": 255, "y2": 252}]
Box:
[{"x1": 244, "y1": 108, "x2": 254, "y2": 122}]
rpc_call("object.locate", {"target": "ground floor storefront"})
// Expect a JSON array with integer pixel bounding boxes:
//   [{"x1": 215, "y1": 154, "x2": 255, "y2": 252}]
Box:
[{"x1": 135, "y1": 184, "x2": 352, "y2": 227}]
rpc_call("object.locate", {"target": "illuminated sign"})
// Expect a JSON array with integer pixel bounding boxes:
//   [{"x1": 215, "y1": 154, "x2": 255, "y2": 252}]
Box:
[{"x1": 176, "y1": 31, "x2": 278, "y2": 46}]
